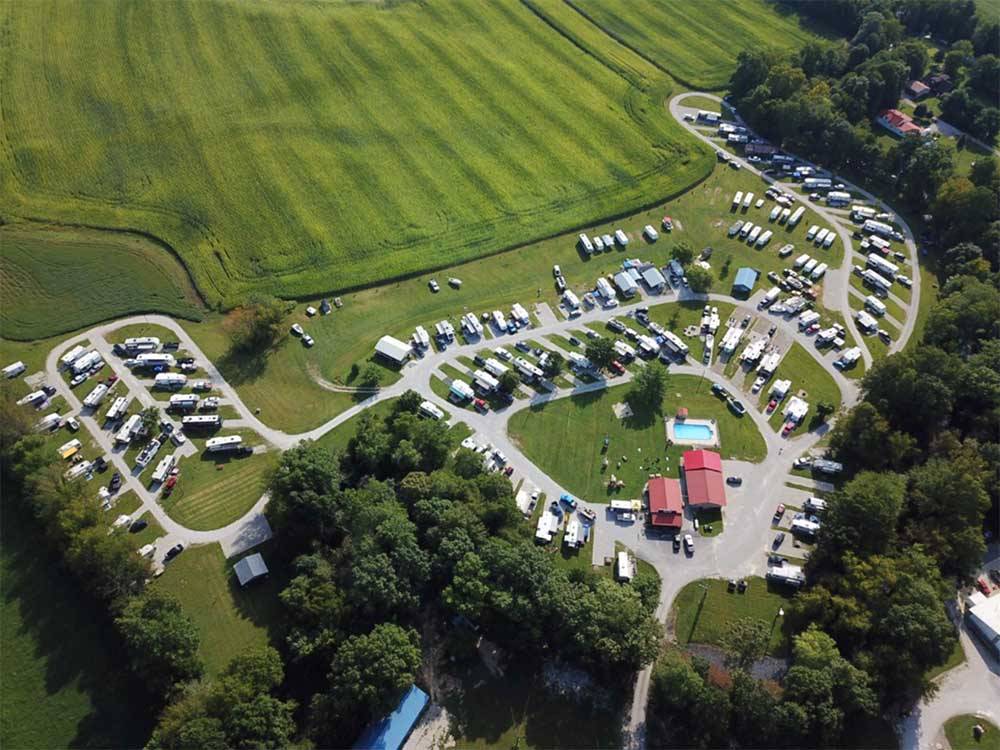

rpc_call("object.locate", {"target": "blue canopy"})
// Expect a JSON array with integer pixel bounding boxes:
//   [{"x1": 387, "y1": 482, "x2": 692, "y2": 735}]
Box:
[
  {"x1": 733, "y1": 267, "x2": 759, "y2": 294},
  {"x1": 353, "y1": 685, "x2": 429, "y2": 750}
]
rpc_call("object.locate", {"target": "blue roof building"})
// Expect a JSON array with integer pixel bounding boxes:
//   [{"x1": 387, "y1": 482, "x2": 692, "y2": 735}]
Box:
[
  {"x1": 733, "y1": 267, "x2": 759, "y2": 296},
  {"x1": 353, "y1": 685, "x2": 429, "y2": 750}
]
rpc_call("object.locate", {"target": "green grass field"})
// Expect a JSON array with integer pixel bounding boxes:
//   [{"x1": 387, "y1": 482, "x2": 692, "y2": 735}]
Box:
[
  {"x1": 569, "y1": 0, "x2": 819, "y2": 89},
  {"x1": 162, "y1": 448, "x2": 278, "y2": 532},
  {"x1": 672, "y1": 577, "x2": 794, "y2": 657},
  {"x1": 1, "y1": 503, "x2": 153, "y2": 749},
  {"x1": 507, "y1": 374, "x2": 766, "y2": 502},
  {"x1": 0, "y1": 224, "x2": 203, "y2": 340},
  {"x1": 2, "y1": 0, "x2": 710, "y2": 307},
  {"x1": 154, "y1": 542, "x2": 284, "y2": 676},
  {"x1": 945, "y1": 716, "x2": 1000, "y2": 750}
]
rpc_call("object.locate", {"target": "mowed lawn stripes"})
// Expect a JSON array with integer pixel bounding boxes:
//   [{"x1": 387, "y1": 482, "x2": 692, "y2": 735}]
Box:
[
  {"x1": 1, "y1": 0, "x2": 710, "y2": 306},
  {"x1": 571, "y1": 0, "x2": 820, "y2": 90},
  {"x1": 163, "y1": 453, "x2": 277, "y2": 532}
]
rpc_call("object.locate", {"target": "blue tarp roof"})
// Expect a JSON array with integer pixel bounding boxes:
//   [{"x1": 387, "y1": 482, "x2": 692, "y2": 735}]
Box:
[
  {"x1": 353, "y1": 685, "x2": 428, "y2": 750},
  {"x1": 733, "y1": 267, "x2": 759, "y2": 292}
]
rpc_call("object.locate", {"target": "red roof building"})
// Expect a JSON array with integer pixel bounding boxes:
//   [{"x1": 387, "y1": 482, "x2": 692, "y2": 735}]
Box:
[
  {"x1": 877, "y1": 109, "x2": 925, "y2": 137},
  {"x1": 681, "y1": 449, "x2": 727, "y2": 507},
  {"x1": 647, "y1": 477, "x2": 683, "y2": 529}
]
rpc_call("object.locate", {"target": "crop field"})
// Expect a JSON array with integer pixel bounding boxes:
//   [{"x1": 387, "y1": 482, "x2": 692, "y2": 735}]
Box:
[
  {"x1": 569, "y1": 0, "x2": 819, "y2": 89},
  {"x1": 0, "y1": 225, "x2": 203, "y2": 340},
  {"x1": 2, "y1": 0, "x2": 711, "y2": 307},
  {"x1": 507, "y1": 374, "x2": 766, "y2": 501}
]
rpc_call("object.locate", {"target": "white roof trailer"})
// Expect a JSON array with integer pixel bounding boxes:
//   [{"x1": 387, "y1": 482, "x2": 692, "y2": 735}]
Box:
[
  {"x1": 747, "y1": 225, "x2": 762, "y2": 244},
  {"x1": 742, "y1": 192, "x2": 754, "y2": 208},
  {"x1": 124, "y1": 336, "x2": 161, "y2": 349},
  {"x1": 72, "y1": 351, "x2": 102, "y2": 374},
  {"x1": 151, "y1": 453, "x2": 176, "y2": 484},
  {"x1": 661, "y1": 331, "x2": 689, "y2": 357},
  {"x1": 864, "y1": 295, "x2": 887, "y2": 316},
  {"x1": 793, "y1": 254, "x2": 810, "y2": 269},
  {"x1": 105, "y1": 395, "x2": 130, "y2": 421},
  {"x1": 60, "y1": 345, "x2": 87, "y2": 368},
  {"x1": 823, "y1": 232, "x2": 836, "y2": 249},
  {"x1": 861, "y1": 268, "x2": 893, "y2": 290},
  {"x1": 810, "y1": 262, "x2": 828, "y2": 280},
  {"x1": 137, "y1": 352, "x2": 175, "y2": 367},
  {"x1": 206, "y1": 435, "x2": 243, "y2": 452},
  {"x1": 733, "y1": 191, "x2": 743, "y2": 208},
  {"x1": 756, "y1": 229, "x2": 773, "y2": 247},
  {"x1": 484, "y1": 358, "x2": 508, "y2": 377},
  {"x1": 813, "y1": 228, "x2": 829, "y2": 246},
  {"x1": 578, "y1": 233, "x2": 594, "y2": 253},
  {"x1": 788, "y1": 206, "x2": 805, "y2": 227},
  {"x1": 866, "y1": 253, "x2": 898, "y2": 279},
  {"x1": 805, "y1": 225, "x2": 819, "y2": 241},
  {"x1": 115, "y1": 413, "x2": 142, "y2": 444},
  {"x1": 83, "y1": 383, "x2": 109, "y2": 408},
  {"x1": 154, "y1": 373, "x2": 187, "y2": 389},
  {"x1": 182, "y1": 414, "x2": 222, "y2": 429}
]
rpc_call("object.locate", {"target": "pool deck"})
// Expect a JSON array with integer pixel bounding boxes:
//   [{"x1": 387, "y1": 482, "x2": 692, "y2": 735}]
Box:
[{"x1": 664, "y1": 417, "x2": 720, "y2": 448}]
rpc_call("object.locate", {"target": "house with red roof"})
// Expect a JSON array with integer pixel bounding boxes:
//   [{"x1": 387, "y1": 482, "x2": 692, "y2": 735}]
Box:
[
  {"x1": 876, "y1": 109, "x2": 926, "y2": 138},
  {"x1": 681, "y1": 449, "x2": 727, "y2": 508},
  {"x1": 646, "y1": 476, "x2": 683, "y2": 530}
]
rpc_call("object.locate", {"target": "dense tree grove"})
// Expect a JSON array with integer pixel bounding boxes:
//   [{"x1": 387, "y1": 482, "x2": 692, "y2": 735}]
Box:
[{"x1": 261, "y1": 392, "x2": 663, "y2": 743}]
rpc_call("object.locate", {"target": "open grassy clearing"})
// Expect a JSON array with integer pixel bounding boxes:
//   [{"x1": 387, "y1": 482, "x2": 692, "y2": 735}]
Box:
[
  {"x1": 570, "y1": 0, "x2": 820, "y2": 90},
  {"x1": 2, "y1": 0, "x2": 709, "y2": 306},
  {"x1": 672, "y1": 577, "x2": 795, "y2": 657},
  {"x1": 1, "y1": 503, "x2": 153, "y2": 749},
  {"x1": 508, "y1": 374, "x2": 765, "y2": 502},
  {"x1": 161, "y1": 436, "x2": 278, "y2": 531},
  {"x1": 0, "y1": 224, "x2": 203, "y2": 341},
  {"x1": 945, "y1": 716, "x2": 1000, "y2": 750},
  {"x1": 155, "y1": 542, "x2": 285, "y2": 676}
]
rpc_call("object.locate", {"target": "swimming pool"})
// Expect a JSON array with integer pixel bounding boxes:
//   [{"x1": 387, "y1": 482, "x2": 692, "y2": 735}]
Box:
[{"x1": 673, "y1": 423, "x2": 715, "y2": 441}]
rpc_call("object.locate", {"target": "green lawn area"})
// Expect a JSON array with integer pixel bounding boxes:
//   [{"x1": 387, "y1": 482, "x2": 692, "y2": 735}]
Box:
[
  {"x1": 0, "y1": 224, "x2": 203, "y2": 341},
  {"x1": 1, "y1": 503, "x2": 154, "y2": 749},
  {"x1": 107, "y1": 322, "x2": 181, "y2": 346},
  {"x1": 161, "y1": 448, "x2": 279, "y2": 531},
  {"x1": 672, "y1": 577, "x2": 795, "y2": 657},
  {"x1": 766, "y1": 343, "x2": 841, "y2": 434},
  {"x1": 570, "y1": 0, "x2": 820, "y2": 90},
  {"x1": 2, "y1": 0, "x2": 709, "y2": 306},
  {"x1": 945, "y1": 716, "x2": 1000, "y2": 750},
  {"x1": 443, "y1": 656, "x2": 622, "y2": 749},
  {"x1": 508, "y1": 374, "x2": 766, "y2": 502},
  {"x1": 0, "y1": 333, "x2": 80, "y2": 390},
  {"x1": 552, "y1": 522, "x2": 596, "y2": 575},
  {"x1": 927, "y1": 637, "x2": 966, "y2": 681},
  {"x1": 119, "y1": 511, "x2": 166, "y2": 549},
  {"x1": 106, "y1": 490, "x2": 142, "y2": 517},
  {"x1": 675, "y1": 94, "x2": 721, "y2": 112},
  {"x1": 154, "y1": 542, "x2": 285, "y2": 676}
]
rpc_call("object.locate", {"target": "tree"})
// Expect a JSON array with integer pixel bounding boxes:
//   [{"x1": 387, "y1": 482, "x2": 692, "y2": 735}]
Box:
[
  {"x1": 721, "y1": 618, "x2": 771, "y2": 671},
  {"x1": 268, "y1": 441, "x2": 342, "y2": 546},
  {"x1": 586, "y1": 337, "x2": 616, "y2": 371},
  {"x1": 970, "y1": 55, "x2": 1000, "y2": 100},
  {"x1": 925, "y1": 275, "x2": 1000, "y2": 355},
  {"x1": 320, "y1": 623, "x2": 421, "y2": 721},
  {"x1": 932, "y1": 179, "x2": 996, "y2": 247},
  {"x1": 346, "y1": 411, "x2": 390, "y2": 477},
  {"x1": 224, "y1": 295, "x2": 289, "y2": 353},
  {"x1": 280, "y1": 553, "x2": 346, "y2": 663},
  {"x1": 943, "y1": 49, "x2": 966, "y2": 78},
  {"x1": 139, "y1": 404, "x2": 160, "y2": 438},
  {"x1": 685, "y1": 265, "x2": 713, "y2": 294},
  {"x1": 498, "y1": 370, "x2": 520, "y2": 394},
  {"x1": 116, "y1": 591, "x2": 203, "y2": 700},
  {"x1": 815, "y1": 401, "x2": 836, "y2": 422},
  {"x1": 628, "y1": 361, "x2": 667, "y2": 412},
  {"x1": 648, "y1": 649, "x2": 731, "y2": 749},
  {"x1": 815, "y1": 471, "x2": 905, "y2": 562},
  {"x1": 542, "y1": 350, "x2": 564, "y2": 378},
  {"x1": 357, "y1": 363, "x2": 381, "y2": 390},
  {"x1": 670, "y1": 240, "x2": 695, "y2": 266},
  {"x1": 452, "y1": 447, "x2": 484, "y2": 480}
]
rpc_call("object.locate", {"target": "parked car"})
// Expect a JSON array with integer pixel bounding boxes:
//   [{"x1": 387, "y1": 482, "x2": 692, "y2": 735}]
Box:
[
  {"x1": 772, "y1": 532, "x2": 786, "y2": 549},
  {"x1": 568, "y1": 336, "x2": 582, "y2": 347},
  {"x1": 766, "y1": 399, "x2": 778, "y2": 412},
  {"x1": 474, "y1": 398, "x2": 488, "y2": 413},
  {"x1": 67, "y1": 417, "x2": 80, "y2": 431},
  {"x1": 673, "y1": 536, "x2": 681, "y2": 552},
  {"x1": 94, "y1": 456, "x2": 108, "y2": 473},
  {"x1": 774, "y1": 503, "x2": 785, "y2": 518},
  {"x1": 683, "y1": 534, "x2": 694, "y2": 553},
  {"x1": 302, "y1": 334, "x2": 315, "y2": 347},
  {"x1": 515, "y1": 341, "x2": 531, "y2": 353},
  {"x1": 428, "y1": 279, "x2": 440, "y2": 292},
  {"x1": 553, "y1": 265, "x2": 562, "y2": 278},
  {"x1": 164, "y1": 543, "x2": 185, "y2": 562},
  {"x1": 585, "y1": 329, "x2": 600, "y2": 339},
  {"x1": 610, "y1": 360, "x2": 626, "y2": 375},
  {"x1": 503, "y1": 465, "x2": 514, "y2": 477},
  {"x1": 768, "y1": 325, "x2": 777, "y2": 337},
  {"x1": 976, "y1": 577, "x2": 992, "y2": 596},
  {"x1": 726, "y1": 476, "x2": 742, "y2": 486},
  {"x1": 793, "y1": 457, "x2": 812, "y2": 469},
  {"x1": 129, "y1": 518, "x2": 148, "y2": 533},
  {"x1": 662, "y1": 216, "x2": 673, "y2": 231},
  {"x1": 70, "y1": 373, "x2": 88, "y2": 387}
]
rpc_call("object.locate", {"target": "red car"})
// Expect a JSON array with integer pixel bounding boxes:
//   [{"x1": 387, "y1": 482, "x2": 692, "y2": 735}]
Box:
[
  {"x1": 774, "y1": 503, "x2": 785, "y2": 518},
  {"x1": 474, "y1": 398, "x2": 488, "y2": 413},
  {"x1": 782, "y1": 421, "x2": 796, "y2": 435},
  {"x1": 766, "y1": 399, "x2": 777, "y2": 412},
  {"x1": 977, "y1": 577, "x2": 992, "y2": 596},
  {"x1": 662, "y1": 216, "x2": 673, "y2": 231},
  {"x1": 610, "y1": 360, "x2": 626, "y2": 375},
  {"x1": 503, "y1": 465, "x2": 514, "y2": 477},
  {"x1": 107, "y1": 374, "x2": 119, "y2": 385}
]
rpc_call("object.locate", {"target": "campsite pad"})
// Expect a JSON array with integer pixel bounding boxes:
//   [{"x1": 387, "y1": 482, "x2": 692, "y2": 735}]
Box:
[{"x1": 612, "y1": 402, "x2": 633, "y2": 420}]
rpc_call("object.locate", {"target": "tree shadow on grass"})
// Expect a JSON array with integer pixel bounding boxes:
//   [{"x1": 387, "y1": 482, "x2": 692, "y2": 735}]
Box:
[
  {"x1": 1, "y1": 502, "x2": 155, "y2": 748},
  {"x1": 216, "y1": 345, "x2": 270, "y2": 388}
]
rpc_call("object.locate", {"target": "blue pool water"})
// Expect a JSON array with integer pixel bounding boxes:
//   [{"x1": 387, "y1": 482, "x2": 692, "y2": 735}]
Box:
[{"x1": 674, "y1": 423, "x2": 715, "y2": 441}]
